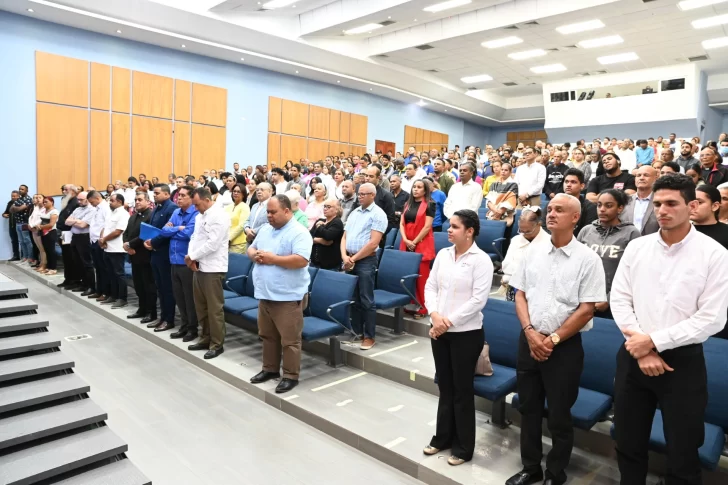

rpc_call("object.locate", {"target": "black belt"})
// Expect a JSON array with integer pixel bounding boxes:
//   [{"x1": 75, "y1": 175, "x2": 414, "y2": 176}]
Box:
[{"x1": 347, "y1": 252, "x2": 375, "y2": 259}]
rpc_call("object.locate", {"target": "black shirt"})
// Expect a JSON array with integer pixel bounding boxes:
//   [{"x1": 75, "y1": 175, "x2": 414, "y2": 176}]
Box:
[
  {"x1": 391, "y1": 190, "x2": 409, "y2": 216},
  {"x1": 57, "y1": 197, "x2": 79, "y2": 232},
  {"x1": 574, "y1": 196, "x2": 598, "y2": 237},
  {"x1": 404, "y1": 200, "x2": 436, "y2": 224},
  {"x1": 544, "y1": 164, "x2": 569, "y2": 197},
  {"x1": 587, "y1": 171, "x2": 636, "y2": 195},
  {"x1": 695, "y1": 223, "x2": 728, "y2": 250},
  {"x1": 701, "y1": 165, "x2": 728, "y2": 188},
  {"x1": 310, "y1": 217, "x2": 344, "y2": 270}
]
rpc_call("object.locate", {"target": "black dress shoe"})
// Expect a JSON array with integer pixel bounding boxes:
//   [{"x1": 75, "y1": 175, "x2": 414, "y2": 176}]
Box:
[
  {"x1": 170, "y1": 330, "x2": 186, "y2": 339},
  {"x1": 80, "y1": 289, "x2": 95, "y2": 297},
  {"x1": 182, "y1": 333, "x2": 198, "y2": 343},
  {"x1": 127, "y1": 312, "x2": 144, "y2": 319},
  {"x1": 100, "y1": 297, "x2": 116, "y2": 305},
  {"x1": 140, "y1": 315, "x2": 157, "y2": 324},
  {"x1": 275, "y1": 378, "x2": 298, "y2": 394},
  {"x1": 154, "y1": 322, "x2": 175, "y2": 332},
  {"x1": 56, "y1": 281, "x2": 69, "y2": 288},
  {"x1": 204, "y1": 347, "x2": 224, "y2": 359},
  {"x1": 9, "y1": 257, "x2": 20, "y2": 262},
  {"x1": 250, "y1": 371, "x2": 281, "y2": 384},
  {"x1": 146, "y1": 319, "x2": 162, "y2": 329},
  {"x1": 542, "y1": 478, "x2": 565, "y2": 485},
  {"x1": 505, "y1": 470, "x2": 544, "y2": 485},
  {"x1": 70, "y1": 286, "x2": 86, "y2": 293},
  {"x1": 188, "y1": 342, "x2": 209, "y2": 351}
]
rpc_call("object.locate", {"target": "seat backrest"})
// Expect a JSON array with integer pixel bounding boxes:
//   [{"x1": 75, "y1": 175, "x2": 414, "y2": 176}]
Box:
[
  {"x1": 307, "y1": 266, "x2": 319, "y2": 294},
  {"x1": 376, "y1": 249, "x2": 422, "y2": 295},
  {"x1": 309, "y1": 270, "x2": 358, "y2": 324},
  {"x1": 580, "y1": 318, "x2": 624, "y2": 396},
  {"x1": 441, "y1": 220, "x2": 450, "y2": 232},
  {"x1": 393, "y1": 232, "x2": 402, "y2": 251},
  {"x1": 227, "y1": 253, "x2": 253, "y2": 295},
  {"x1": 433, "y1": 232, "x2": 452, "y2": 255},
  {"x1": 704, "y1": 337, "x2": 728, "y2": 431},
  {"x1": 510, "y1": 210, "x2": 522, "y2": 239},
  {"x1": 476, "y1": 220, "x2": 506, "y2": 254},
  {"x1": 385, "y1": 229, "x2": 398, "y2": 248},
  {"x1": 482, "y1": 299, "x2": 522, "y2": 369}
]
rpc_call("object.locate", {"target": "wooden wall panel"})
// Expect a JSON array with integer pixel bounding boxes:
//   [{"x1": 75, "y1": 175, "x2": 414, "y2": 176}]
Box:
[
  {"x1": 339, "y1": 112, "x2": 350, "y2": 143},
  {"x1": 35, "y1": 52, "x2": 89, "y2": 108},
  {"x1": 281, "y1": 100, "x2": 309, "y2": 137},
  {"x1": 329, "y1": 142, "x2": 342, "y2": 157},
  {"x1": 132, "y1": 71, "x2": 173, "y2": 119},
  {"x1": 191, "y1": 124, "x2": 226, "y2": 176},
  {"x1": 415, "y1": 128, "x2": 424, "y2": 144},
  {"x1": 36, "y1": 104, "x2": 88, "y2": 195},
  {"x1": 280, "y1": 136, "x2": 307, "y2": 162},
  {"x1": 111, "y1": 114, "x2": 130, "y2": 183},
  {"x1": 90, "y1": 111, "x2": 110, "y2": 191},
  {"x1": 442, "y1": 135, "x2": 449, "y2": 147},
  {"x1": 350, "y1": 145, "x2": 366, "y2": 157},
  {"x1": 307, "y1": 139, "x2": 328, "y2": 162},
  {"x1": 349, "y1": 114, "x2": 367, "y2": 146},
  {"x1": 174, "y1": 80, "x2": 191, "y2": 122},
  {"x1": 90, "y1": 62, "x2": 110, "y2": 111},
  {"x1": 423, "y1": 130, "x2": 431, "y2": 145},
  {"x1": 329, "y1": 110, "x2": 340, "y2": 142},
  {"x1": 309, "y1": 106, "x2": 330, "y2": 140},
  {"x1": 112, "y1": 67, "x2": 131, "y2": 113},
  {"x1": 506, "y1": 132, "x2": 518, "y2": 141},
  {"x1": 404, "y1": 126, "x2": 417, "y2": 145},
  {"x1": 191, "y1": 83, "x2": 227, "y2": 127},
  {"x1": 267, "y1": 133, "x2": 281, "y2": 167},
  {"x1": 174, "y1": 122, "x2": 190, "y2": 177},
  {"x1": 268, "y1": 97, "x2": 282, "y2": 133},
  {"x1": 132, "y1": 116, "x2": 172, "y2": 181}
]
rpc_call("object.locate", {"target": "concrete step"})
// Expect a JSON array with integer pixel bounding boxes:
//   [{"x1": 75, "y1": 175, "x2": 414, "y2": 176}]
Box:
[
  {"x1": 0, "y1": 399, "x2": 107, "y2": 450},
  {"x1": 0, "y1": 298, "x2": 38, "y2": 315},
  {"x1": 0, "y1": 315, "x2": 49, "y2": 334},
  {"x1": 0, "y1": 352, "x2": 74, "y2": 383},
  {"x1": 0, "y1": 280, "x2": 28, "y2": 298},
  {"x1": 0, "y1": 373, "x2": 90, "y2": 413},
  {"x1": 52, "y1": 459, "x2": 151, "y2": 485},
  {"x1": 0, "y1": 332, "x2": 60, "y2": 357},
  {"x1": 0, "y1": 426, "x2": 127, "y2": 485}
]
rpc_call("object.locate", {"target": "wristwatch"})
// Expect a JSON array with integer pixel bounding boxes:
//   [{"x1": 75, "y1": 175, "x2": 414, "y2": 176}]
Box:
[{"x1": 549, "y1": 333, "x2": 561, "y2": 346}]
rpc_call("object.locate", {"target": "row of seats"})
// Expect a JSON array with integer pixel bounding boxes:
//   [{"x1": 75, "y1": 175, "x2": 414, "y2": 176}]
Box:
[{"x1": 479, "y1": 299, "x2": 728, "y2": 471}]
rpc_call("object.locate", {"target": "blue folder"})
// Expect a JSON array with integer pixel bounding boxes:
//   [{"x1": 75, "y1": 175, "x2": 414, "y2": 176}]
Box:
[{"x1": 140, "y1": 222, "x2": 161, "y2": 240}]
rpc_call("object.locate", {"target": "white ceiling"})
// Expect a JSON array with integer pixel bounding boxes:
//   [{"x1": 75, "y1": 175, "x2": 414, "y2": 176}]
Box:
[{"x1": 6, "y1": 0, "x2": 728, "y2": 125}]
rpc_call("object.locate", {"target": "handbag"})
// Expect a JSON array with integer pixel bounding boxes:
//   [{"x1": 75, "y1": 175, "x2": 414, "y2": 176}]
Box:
[{"x1": 474, "y1": 342, "x2": 494, "y2": 376}]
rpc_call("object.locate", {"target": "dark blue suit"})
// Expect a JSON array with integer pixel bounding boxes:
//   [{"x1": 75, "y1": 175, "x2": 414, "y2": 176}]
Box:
[{"x1": 149, "y1": 198, "x2": 178, "y2": 324}]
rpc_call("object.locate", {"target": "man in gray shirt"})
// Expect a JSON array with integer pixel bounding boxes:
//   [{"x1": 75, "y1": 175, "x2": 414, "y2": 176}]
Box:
[
  {"x1": 675, "y1": 141, "x2": 699, "y2": 171},
  {"x1": 507, "y1": 193, "x2": 606, "y2": 485},
  {"x1": 65, "y1": 191, "x2": 98, "y2": 295},
  {"x1": 339, "y1": 180, "x2": 356, "y2": 224}
]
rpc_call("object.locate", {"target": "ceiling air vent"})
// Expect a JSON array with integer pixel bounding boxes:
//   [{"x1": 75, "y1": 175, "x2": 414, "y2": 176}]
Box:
[
  {"x1": 467, "y1": 87, "x2": 478, "y2": 90},
  {"x1": 373, "y1": 54, "x2": 389, "y2": 58},
  {"x1": 380, "y1": 20, "x2": 396, "y2": 26},
  {"x1": 576, "y1": 72, "x2": 591, "y2": 77},
  {"x1": 416, "y1": 44, "x2": 435, "y2": 50},
  {"x1": 523, "y1": 21, "x2": 540, "y2": 26},
  {"x1": 426, "y1": 68, "x2": 440, "y2": 72},
  {"x1": 591, "y1": 70, "x2": 607, "y2": 75},
  {"x1": 503, "y1": 82, "x2": 518, "y2": 86},
  {"x1": 561, "y1": 45, "x2": 578, "y2": 50},
  {"x1": 689, "y1": 55, "x2": 709, "y2": 62},
  {"x1": 504, "y1": 25, "x2": 519, "y2": 30}
]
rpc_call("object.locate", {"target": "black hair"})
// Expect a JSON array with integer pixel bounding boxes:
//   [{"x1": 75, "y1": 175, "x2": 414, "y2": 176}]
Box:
[
  {"x1": 637, "y1": 139, "x2": 648, "y2": 145},
  {"x1": 604, "y1": 151, "x2": 621, "y2": 162},
  {"x1": 127, "y1": 177, "x2": 138, "y2": 185},
  {"x1": 157, "y1": 184, "x2": 171, "y2": 195},
  {"x1": 112, "y1": 193, "x2": 125, "y2": 205},
  {"x1": 272, "y1": 194, "x2": 292, "y2": 211},
  {"x1": 685, "y1": 163, "x2": 703, "y2": 179},
  {"x1": 178, "y1": 185, "x2": 195, "y2": 197},
  {"x1": 706, "y1": 140, "x2": 719, "y2": 150},
  {"x1": 598, "y1": 188, "x2": 629, "y2": 207},
  {"x1": 652, "y1": 173, "x2": 696, "y2": 204},
  {"x1": 461, "y1": 162, "x2": 476, "y2": 173},
  {"x1": 452, "y1": 209, "x2": 480, "y2": 237},
  {"x1": 563, "y1": 142, "x2": 571, "y2": 149},
  {"x1": 192, "y1": 187, "x2": 212, "y2": 201},
  {"x1": 185, "y1": 175, "x2": 196, "y2": 184},
  {"x1": 662, "y1": 161, "x2": 681, "y2": 173},
  {"x1": 272, "y1": 167, "x2": 286, "y2": 176},
  {"x1": 564, "y1": 168, "x2": 585, "y2": 184},
  {"x1": 231, "y1": 183, "x2": 248, "y2": 201},
  {"x1": 697, "y1": 184, "x2": 721, "y2": 221},
  {"x1": 87, "y1": 190, "x2": 99, "y2": 200},
  {"x1": 381, "y1": 154, "x2": 391, "y2": 161},
  {"x1": 292, "y1": 163, "x2": 302, "y2": 171},
  {"x1": 404, "y1": 179, "x2": 432, "y2": 211}
]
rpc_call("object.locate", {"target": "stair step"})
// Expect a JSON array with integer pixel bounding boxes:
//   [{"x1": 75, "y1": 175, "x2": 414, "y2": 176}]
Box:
[
  {"x1": 0, "y1": 315, "x2": 49, "y2": 334},
  {"x1": 0, "y1": 332, "x2": 60, "y2": 356},
  {"x1": 0, "y1": 373, "x2": 90, "y2": 413},
  {"x1": 0, "y1": 352, "x2": 74, "y2": 383},
  {"x1": 0, "y1": 426, "x2": 127, "y2": 485},
  {"x1": 0, "y1": 280, "x2": 28, "y2": 298},
  {"x1": 0, "y1": 399, "x2": 107, "y2": 450},
  {"x1": 0, "y1": 298, "x2": 38, "y2": 315},
  {"x1": 53, "y1": 459, "x2": 151, "y2": 485}
]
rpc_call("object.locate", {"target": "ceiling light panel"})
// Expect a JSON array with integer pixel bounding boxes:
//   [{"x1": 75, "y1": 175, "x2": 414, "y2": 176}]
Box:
[
  {"x1": 692, "y1": 14, "x2": 728, "y2": 28},
  {"x1": 530, "y1": 64, "x2": 567, "y2": 74},
  {"x1": 578, "y1": 35, "x2": 624, "y2": 49},
  {"x1": 461, "y1": 74, "x2": 493, "y2": 83},
  {"x1": 481, "y1": 36, "x2": 523, "y2": 49},
  {"x1": 344, "y1": 23, "x2": 384, "y2": 35},
  {"x1": 556, "y1": 19, "x2": 605, "y2": 34},
  {"x1": 678, "y1": 0, "x2": 728, "y2": 11},
  {"x1": 702, "y1": 36, "x2": 728, "y2": 49},
  {"x1": 261, "y1": 0, "x2": 296, "y2": 9},
  {"x1": 423, "y1": 0, "x2": 472, "y2": 13},
  {"x1": 508, "y1": 49, "x2": 547, "y2": 60},
  {"x1": 597, "y1": 52, "x2": 639, "y2": 64}
]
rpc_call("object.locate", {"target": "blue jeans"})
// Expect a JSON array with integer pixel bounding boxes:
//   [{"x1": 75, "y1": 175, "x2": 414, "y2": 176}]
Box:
[
  {"x1": 16, "y1": 224, "x2": 33, "y2": 259},
  {"x1": 348, "y1": 254, "x2": 377, "y2": 339},
  {"x1": 152, "y1": 252, "x2": 176, "y2": 323}
]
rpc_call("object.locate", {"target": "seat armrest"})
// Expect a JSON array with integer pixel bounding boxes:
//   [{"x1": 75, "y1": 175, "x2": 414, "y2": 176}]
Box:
[
  {"x1": 326, "y1": 300, "x2": 358, "y2": 338},
  {"x1": 400, "y1": 274, "x2": 421, "y2": 306},
  {"x1": 224, "y1": 274, "x2": 248, "y2": 295},
  {"x1": 492, "y1": 237, "x2": 507, "y2": 261}
]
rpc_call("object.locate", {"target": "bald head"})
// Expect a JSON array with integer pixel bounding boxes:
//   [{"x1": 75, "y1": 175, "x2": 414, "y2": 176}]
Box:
[
  {"x1": 635, "y1": 165, "x2": 657, "y2": 191},
  {"x1": 547, "y1": 193, "x2": 581, "y2": 234},
  {"x1": 552, "y1": 193, "x2": 581, "y2": 213}
]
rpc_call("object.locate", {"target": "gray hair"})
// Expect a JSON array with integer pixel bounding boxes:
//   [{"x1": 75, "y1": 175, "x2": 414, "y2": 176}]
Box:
[
  {"x1": 284, "y1": 190, "x2": 301, "y2": 206},
  {"x1": 717, "y1": 182, "x2": 728, "y2": 191}
]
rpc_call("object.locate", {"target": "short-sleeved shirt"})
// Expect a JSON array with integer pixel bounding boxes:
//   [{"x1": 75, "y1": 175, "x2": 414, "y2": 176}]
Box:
[
  {"x1": 103, "y1": 207, "x2": 130, "y2": 253},
  {"x1": 13, "y1": 195, "x2": 32, "y2": 224},
  {"x1": 250, "y1": 217, "x2": 313, "y2": 301},
  {"x1": 509, "y1": 236, "x2": 606, "y2": 334},
  {"x1": 587, "y1": 172, "x2": 636, "y2": 195},
  {"x1": 344, "y1": 203, "x2": 388, "y2": 254},
  {"x1": 404, "y1": 200, "x2": 436, "y2": 224}
]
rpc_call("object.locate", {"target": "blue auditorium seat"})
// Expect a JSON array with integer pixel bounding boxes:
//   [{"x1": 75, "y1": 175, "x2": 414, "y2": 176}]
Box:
[
  {"x1": 384, "y1": 229, "x2": 397, "y2": 249},
  {"x1": 223, "y1": 254, "x2": 259, "y2": 314},
  {"x1": 432, "y1": 231, "x2": 452, "y2": 255},
  {"x1": 240, "y1": 266, "x2": 319, "y2": 324},
  {"x1": 373, "y1": 249, "x2": 421, "y2": 334},
  {"x1": 476, "y1": 220, "x2": 507, "y2": 262}
]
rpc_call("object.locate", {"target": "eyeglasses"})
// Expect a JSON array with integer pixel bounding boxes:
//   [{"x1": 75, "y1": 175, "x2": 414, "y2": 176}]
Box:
[
  {"x1": 323, "y1": 205, "x2": 333, "y2": 209},
  {"x1": 358, "y1": 192, "x2": 374, "y2": 197}
]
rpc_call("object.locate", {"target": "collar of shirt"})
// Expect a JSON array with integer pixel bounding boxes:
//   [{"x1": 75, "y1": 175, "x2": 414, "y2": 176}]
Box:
[
  {"x1": 547, "y1": 235, "x2": 579, "y2": 257},
  {"x1": 656, "y1": 224, "x2": 696, "y2": 250},
  {"x1": 636, "y1": 192, "x2": 652, "y2": 202}
]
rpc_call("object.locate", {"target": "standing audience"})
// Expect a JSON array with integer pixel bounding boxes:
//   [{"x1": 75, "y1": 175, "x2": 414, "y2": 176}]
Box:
[{"x1": 310, "y1": 199, "x2": 344, "y2": 270}]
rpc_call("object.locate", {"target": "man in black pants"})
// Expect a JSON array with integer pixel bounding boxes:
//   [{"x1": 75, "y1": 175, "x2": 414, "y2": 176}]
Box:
[
  {"x1": 123, "y1": 192, "x2": 157, "y2": 323},
  {"x1": 508, "y1": 193, "x2": 606, "y2": 485},
  {"x1": 100, "y1": 194, "x2": 130, "y2": 308},
  {"x1": 56, "y1": 185, "x2": 79, "y2": 288},
  {"x1": 65, "y1": 192, "x2": 97, "y2": 295},
  {"x1": 87, "y1": 191, "x2": 111, "y2": 301},
  {"x1": 2, "y1": 191, "x2": 20, "y2": 260},
  {"x1": 611, "y1": 174, "x2": 728, "y2": 485}
]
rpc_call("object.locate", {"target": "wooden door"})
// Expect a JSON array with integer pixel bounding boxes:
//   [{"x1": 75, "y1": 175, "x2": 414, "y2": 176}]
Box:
[{"x1": 375, "y1": 140, "x2": 396, "y2": 155}]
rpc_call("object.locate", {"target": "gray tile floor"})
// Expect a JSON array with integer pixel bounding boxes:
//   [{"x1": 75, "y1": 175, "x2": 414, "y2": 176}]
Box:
[{"x1": 1, "y1": 265, "x2": 423, "y2": 485}]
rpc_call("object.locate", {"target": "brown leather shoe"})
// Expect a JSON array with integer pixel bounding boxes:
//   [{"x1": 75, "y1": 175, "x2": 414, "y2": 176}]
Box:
[
  {"x1": 154, "y1": 321, "x2": 175, "y2": 332},
  {"x1": 360, "y1": 338, "x2": 376, "y2": 350},
  {"x1": 146, "y1": 319, "x2": 162, "y2": 329},
  {"x1": 95, "y1": 294, "x2": 107, "y2": 302}
]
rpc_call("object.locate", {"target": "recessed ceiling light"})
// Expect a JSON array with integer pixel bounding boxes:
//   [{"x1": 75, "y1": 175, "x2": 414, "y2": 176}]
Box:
[
  {"x1": 344, "y1": 23, "x2": 384, "y2": 35},
  {"x1": 388, "y1": 16, "x2": 391, "y2": 19},
  {"x1": 414, "y1": 18, "x2": 418, "y2": 21},
  {"x1": 261, "y1": 0, "x2": 296, "y2": 9},
  {"x1": 369, "y1": 88, "x2": 373, "y2": 90},
  {"x1": 461, "y1": 74, "x2": 493, "y2": 83},
  {"x1": 27, "y1": 8, "x2": 34, "y2": 13},
  {"x1": 292, "y1": 5, "x2": 296, "y2": 7},
  {"x1": 578, "y1": 35, "x2": 624, "y2": 49},
  {"x1": 423, "y1": 0, "x2": 472, "y2": 13},
  {"x1": 337, "y1": 80, "x2": 340, "y2": 83},
  {"x1": 116, "y1": 29, "x2": 122, "y2": 34},
  {"x1": 295, "y1": 70, "x2": 299, "y2": 73},
  {"x1": 530, "y1": 64, "x2": 567, "y2": 74},
  {"x1": 508, "y1": 49, "x2": 547, "y2": 60},
  {"x1": 556, "y1": 19, "x2": 605, "y2": 35},
  {"x1": 181, "y1": 44, "x2": 186, "y2": 48},
  {"x1": 418, "y1": 99, "x2": 426, "y2": 106},
  {"x1": 597, "y1": 52, "x2": 639, "y2": 65},
  {"x1": 444, "y1": 109, "x2": 448, "y2": 112},
  {"x1": 679, "y1": 0, "x2": 728, "y2": 11},
  {"x1": 692, "y1": 14, "x2": 728, "y2": 29},
  {"x1": 482, "y1": 36, "x2": 523, "y2": 49},
  {"x1": 702, "y1": 36, "x2": 728, "y2": 49},
  {"x1": 258, "y1": 1, "x2": 261, "y2": 3},
  {"x1": 241, "y1": 57, "x2": 245, "y2": 61}
]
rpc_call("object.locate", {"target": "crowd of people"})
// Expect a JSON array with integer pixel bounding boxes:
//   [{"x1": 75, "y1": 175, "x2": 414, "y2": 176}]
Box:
[{"x1": 4, "y1": 132, "x2": 728, "y2": 483}]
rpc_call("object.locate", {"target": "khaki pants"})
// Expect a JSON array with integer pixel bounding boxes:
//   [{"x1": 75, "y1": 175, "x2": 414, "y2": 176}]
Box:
[
  {"x1": 258, "y1": 296, "x2": 307, "y2": 380},
  {"x1": 192, "y1": 272, "x2": 226, "y2": 350},
  {"x1": 518, "y1": 195, "x2": 542, "y2": 209}
]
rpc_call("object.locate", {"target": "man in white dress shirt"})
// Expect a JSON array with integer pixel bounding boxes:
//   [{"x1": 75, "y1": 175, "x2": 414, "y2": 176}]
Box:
[
  {"x1": 185, "y1": 187, "x2": 231, "y2": 360},
  {"x1": 514, "y1": 147, "x2": 547, "y2": 208},
  {"x1": 614, "y1": 139, "x2": 637, "y2": 174},
  {"x1": 443, "y1": 162, "x2": 483, "y2": 219},
  {"x1": 611, "y1": 174, "x2": 728, "y2": 485}
]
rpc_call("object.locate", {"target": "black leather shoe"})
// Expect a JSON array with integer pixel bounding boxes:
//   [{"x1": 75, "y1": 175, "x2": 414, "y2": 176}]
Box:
[
  {"x1": 100, "y1": 297, "x2": 116, "y2": 305},
  {"x1": 182, "y1": 333, "x2": 198, "y2": 343},
  {"x1": 170, "y1": 330, "x2": 186, "y2": 339},
  {"x1": 505, "y1": 470, "x2": 544, "y2": 485},
  {"x1": 9, "y1": 257, "x2": 20, "y2": 262},
  {"x1": 56, "y1": 281, "x2": 70, "y2": 288},
  {"x1": 204, "y1": 347, "x2": 224, "y2": 359},
  {"x1": 250, "y1": 371, "x2": 281, "y2": 384},
  {"x1": 70, "y1": 286, "x2": 86, "y2": 293},
  {"x1": 146, "y1": 319, "x2": 162, "y2": 328},
  {"x1": 80, "y1": 289, "x2": 95, "y2": 297},
  {"x1": 140, "y1": 315, "x2": 157, "y2": 324},
  {"x1": 188, "y1": 342, "x2": 209, "y2": 351},
  {"x1": 275, "y1": 378, "x2": 298, "y2": 394},
  {"x1": 127, "y1": 312, "x2": 144, "y2": 319},
  {"x1": 154, "y1": 322, "x2": 175, "y2": 332},
  {"x1": 542, "y1": 478, "x2": 564, "y2": 485},
  {"x1": 111, "y1": 299, "x2": 127, "y2": 309}
]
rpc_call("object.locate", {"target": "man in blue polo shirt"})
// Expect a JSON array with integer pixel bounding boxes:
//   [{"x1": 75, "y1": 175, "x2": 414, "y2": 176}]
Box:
[{"x1": 248, "y1": 194, "x2": 313, "y2": 394}]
